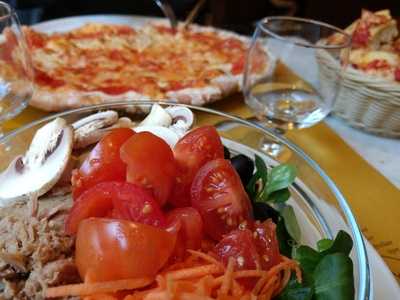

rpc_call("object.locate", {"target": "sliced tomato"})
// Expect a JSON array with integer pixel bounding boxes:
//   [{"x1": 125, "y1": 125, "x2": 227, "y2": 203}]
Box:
[
  {"x1": 111, "y1": 182, "x2": 166, "y2": 228},
  {"x1": 72, "y1": 128, "x2": 135, "y2": 199},
  {"x1": 171, "y1": 126, "x2": 224, "y2": 207},
  {"x1": 75, "y1": 218, "x2": 176, "y2": 282},
  {"x1": 166, "y1": 207, "x2": 204, "y2": 260},
  {"x1": 253, "y1": 219, "x2": 281, "y2": 270},
  {"x1": 191, "y1": 159, "x2": 252, "y2": 241},
  {"x1": 120, "y1": 132, "x2": 176, "y2": 206},
  {"x1": 65, "y1": 182, "x2": 165, "y2": 235},
  {"x1": 214, "y1": 229, "x2": 260, "y2": 270}
]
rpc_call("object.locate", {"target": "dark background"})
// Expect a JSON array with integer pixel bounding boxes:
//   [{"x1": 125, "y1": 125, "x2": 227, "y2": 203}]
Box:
[{"x1": 5, "y1": 0, "x2": 400, "y2": 34}]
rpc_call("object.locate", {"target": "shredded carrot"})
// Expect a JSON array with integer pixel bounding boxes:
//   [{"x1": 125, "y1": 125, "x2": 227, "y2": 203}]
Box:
[
  {"x1": 252, "y1": 274, "x2": 268, "y2": 295},
  {"x1": 45, "y1": 277, "x2": 154, "y2": 298},
  {"x1": 165, "y1": 264, "x2": 223, "y2": 280},
  {"x1": 219, "y1": 257, "x2": 235, "y2": 295},
  {"x1": 47, "y1": 248, "x2": 300, "y2": 300},
  {"x1": 187, "y1": 249, "x2": 224, "y2": 267}
]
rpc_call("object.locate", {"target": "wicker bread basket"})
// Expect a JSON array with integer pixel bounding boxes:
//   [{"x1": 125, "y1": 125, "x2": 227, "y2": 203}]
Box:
[{"x1": 317, "y1": 50, "x2": 400, "y2": 138}]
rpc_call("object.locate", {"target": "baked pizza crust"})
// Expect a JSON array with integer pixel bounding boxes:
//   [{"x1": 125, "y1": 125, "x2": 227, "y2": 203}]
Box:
[{"x1": 25, "y1": 21, "x2": 273, "y2": 111}]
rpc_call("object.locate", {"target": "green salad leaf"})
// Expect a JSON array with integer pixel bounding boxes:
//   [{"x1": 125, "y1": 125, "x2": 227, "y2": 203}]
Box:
[
  {"x1": 316, "y1": 239, "x2": 334, "y2": 252},
  {"x1": 246, "y1": 156, "x2": 355, "y2": 300},
  {"x1": 266, "y1": 164, "x2": 297, "y2": 196},
  {"x1": 313, "y1": 254, "x2": 354, "y2": 300},
  {"x1": 277, "y1": 277, "x2": 314, "y2": 300},
  {"x1": 246, "y1": 155, "x2": 296, "y2": 204},
  {"x1": 319, "y1": 230, "x2": 353, "y2": 256},
  {"x1": 282, "y1": 205, "x2": 301, "y2": 243}
]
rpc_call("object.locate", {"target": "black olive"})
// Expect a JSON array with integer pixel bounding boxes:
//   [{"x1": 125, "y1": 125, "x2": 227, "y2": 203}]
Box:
[
  {"x1": 230, "y1": 154, "x2": 254, "y2": 186},
  {"x1": 223, "y1": 146, "x2": 231, "y2": 159},
  {"x1": 252, "y1": 202, "x2": 280, "y2": 223}
]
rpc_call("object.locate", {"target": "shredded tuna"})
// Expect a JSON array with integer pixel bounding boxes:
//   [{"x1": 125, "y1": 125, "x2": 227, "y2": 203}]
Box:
[{"x1": 0, "y1": 195, "x2": 78, "y2": 299}]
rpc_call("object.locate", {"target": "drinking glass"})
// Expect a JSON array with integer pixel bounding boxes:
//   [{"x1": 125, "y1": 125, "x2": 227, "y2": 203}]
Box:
[
  {"x1": 243, "y1": 17, "x2": 351, "y2": 155},
  {"x1": 0, "y1": 1, "x2": 34, "y2": 136}
]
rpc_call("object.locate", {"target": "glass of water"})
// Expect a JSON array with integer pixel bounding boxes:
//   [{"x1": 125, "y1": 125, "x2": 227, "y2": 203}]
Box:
[
  {"x1": 243, "y1": 17, "x2": 350, "y2": 154},
  {"x1": 0, "y1": 1, "x2": 34, "y2": 135}
]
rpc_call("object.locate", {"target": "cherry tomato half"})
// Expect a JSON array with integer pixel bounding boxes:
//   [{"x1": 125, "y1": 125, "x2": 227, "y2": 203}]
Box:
[
  {"x1": 72, "y1": 128, "x2": 135, "y2": 199},
  {"x1": 253, "y1": 219, "x2": 281, "y2": 270},
  {"x1": 191, "y1": 158, "x2": 252, "y2": 241},
  {"x1": 65, "y1": 182, "x2": 166, "y2": 235},
  {"x1": 76, "y1": 218, "x2": 176, "y2": 282},
  {"x1": 166, "y1": 207, "x2": 204, "y2": 260},
  {"x1": 171, "y1": 126, "x2": 224, "y2": 207},
  {"x1": 214, "y1": 229, "x2": 260, "y2": 270},
  {"x1": 120, "y1": 132, "x2": 177, "y2": 206}
]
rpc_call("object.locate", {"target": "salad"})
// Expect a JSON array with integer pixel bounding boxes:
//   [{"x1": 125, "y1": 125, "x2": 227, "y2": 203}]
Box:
[{"x1": 0, "y1": 105, "x2": 355, "y2": 300}]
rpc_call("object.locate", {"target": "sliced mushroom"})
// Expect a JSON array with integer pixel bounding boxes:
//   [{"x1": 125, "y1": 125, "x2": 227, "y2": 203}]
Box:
[
  {"x1": 0, "y1": 118, "x2": 73, "y2": 206},
  {"x1": 72, "y1": 111, "x2": 135, "y2": 149},
  {"x1": 165, "y1": 106, "x2": 194, "y2": 137},
  {"x1": 134, "y1": 125, "x2": 180, "y2": 148},
  {"x1": 139, "y1": 104, "x2": 172, "y2": 127}
]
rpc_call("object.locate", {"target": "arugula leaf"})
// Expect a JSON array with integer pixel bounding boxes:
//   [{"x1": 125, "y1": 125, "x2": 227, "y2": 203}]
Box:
[
  {"x1": 266, "y1": 164, "x2": 297, "y2": 196},
  {"x1": 317, "y1": 239, "x2": 334, "y2": 252},
  {"x1": 282, "y1": 205, "x2": 301, "y2": 243},
  {"x1": 313, "y1": 253, "x2": 355, "y2": 300},
  {"x1": 277, "y1": 277, "x2": 314, "y2": 300},
  {"x1": 320, "y1": 231, "x2": 353, "y2": 256}
]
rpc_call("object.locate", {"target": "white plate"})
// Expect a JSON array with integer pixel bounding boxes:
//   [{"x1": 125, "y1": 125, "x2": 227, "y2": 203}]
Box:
[{"x1": 31, "y1": 15, "x2": 400, "y2": 299}]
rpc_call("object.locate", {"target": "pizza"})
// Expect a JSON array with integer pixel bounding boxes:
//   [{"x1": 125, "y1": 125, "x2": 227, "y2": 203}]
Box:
[
  {"x1": 0, "y1": 22, "x2": 270, "y2": 111},
  {"x1": 327, "y1": 9, "x2": 400, "y2": 82}
]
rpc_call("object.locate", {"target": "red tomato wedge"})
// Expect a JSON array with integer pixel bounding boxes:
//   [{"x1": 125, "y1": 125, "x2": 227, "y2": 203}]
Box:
[
  {"x1": 120, "y1": 132, "x2": 177, "y2": 206},
  {"x1": 171, "y1": 126, "x2": 224, "y2": 207},
  {"x1": 72, "y1": 128, "x2": 135, "y2": 199},
  {"x1": 76, "y1": 218, "x2": 176, "y2": 282},
  {"x1": 253, "y1": 219, "x2": 281, "y2": 270},
  {"x1": 191, "y1": 158, "x2": 252, "y2": 241},
  {"x1": 166, "y1": 207, "x2": 204, "y2": 260},
  {"x1": 65, "y1": 182, "x2": 166, "y2": 235},
  {"x1": 214, "y1": 229, "x2": 260, "y2": 270}
]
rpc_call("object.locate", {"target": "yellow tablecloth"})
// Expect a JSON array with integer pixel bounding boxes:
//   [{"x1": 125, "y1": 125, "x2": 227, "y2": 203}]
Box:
[{"x1": 2, "y1": 97, "x2": 400, "y2": 282}]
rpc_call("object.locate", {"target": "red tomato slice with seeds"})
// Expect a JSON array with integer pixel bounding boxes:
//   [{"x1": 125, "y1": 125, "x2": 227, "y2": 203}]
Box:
[
  {"x1": 253, "y1": 219, "x2": 281, "y2": 270},
  {"x1": 171, "y1": 126, "x2": 224, "y2": 208},
  {"x1": 65, "y1": 182, "x2": 165, "y2": 235},
  {"x1": 191, "y1": 158, "x2": 252, "y2": 241},
  {"x1": 72, "y1": 128, "x2": 135, "y2": 199},
  {"x1": 120, "y1": 132, "x2": 176, "y2": 206},
  {"x1": 214, "y1": 229, "x2": 260, "y2": 270}
]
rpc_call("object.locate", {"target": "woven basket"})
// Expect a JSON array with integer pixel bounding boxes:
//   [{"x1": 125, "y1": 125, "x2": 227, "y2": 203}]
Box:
[{"x1": 317, "y1": 50, "x2": 400, "y2": 138}]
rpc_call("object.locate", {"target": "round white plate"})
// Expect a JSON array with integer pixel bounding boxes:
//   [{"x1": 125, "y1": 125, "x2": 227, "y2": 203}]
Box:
[{"x1": 31, "y1": 15, "x2": 400, "y2": 298}]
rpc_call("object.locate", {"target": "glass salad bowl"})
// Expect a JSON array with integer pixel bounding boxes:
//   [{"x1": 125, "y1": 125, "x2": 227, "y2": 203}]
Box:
[{"x1": 0, "y1": 101, "x2": 371, "y2": 300}]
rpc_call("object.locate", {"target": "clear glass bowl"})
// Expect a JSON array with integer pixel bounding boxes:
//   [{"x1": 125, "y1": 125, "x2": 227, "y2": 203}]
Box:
[{"x1": 0, "y1": 101, "x2": 371, "y2": 299}]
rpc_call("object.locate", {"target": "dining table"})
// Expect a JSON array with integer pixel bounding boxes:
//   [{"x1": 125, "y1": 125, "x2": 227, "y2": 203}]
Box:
[{"x1": 0, "y1": 13, "x2": 399, "y2": 298}]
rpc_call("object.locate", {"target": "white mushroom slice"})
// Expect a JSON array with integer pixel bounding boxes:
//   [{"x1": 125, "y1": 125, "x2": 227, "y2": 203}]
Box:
[
  {"x1": 140, "y1": 104, "x2": 172, "y2": 127},
  {"x1": 134, "y1": 125, "x2": 180, "y2": 148},
  {"x1": 0, "y1": 118, "x2": 73, "y2": 206},
  {"x1": 72, "y1": 111, "x2": 125, "y2": 149},
  {"x1": 165, "y1": 106, "x2": 194, "y2": 137}
]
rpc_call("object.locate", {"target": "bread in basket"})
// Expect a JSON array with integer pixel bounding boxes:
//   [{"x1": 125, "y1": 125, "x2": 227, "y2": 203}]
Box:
[{"x1": 319, "y1": 9, "x2": 400, "y2": 137}]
